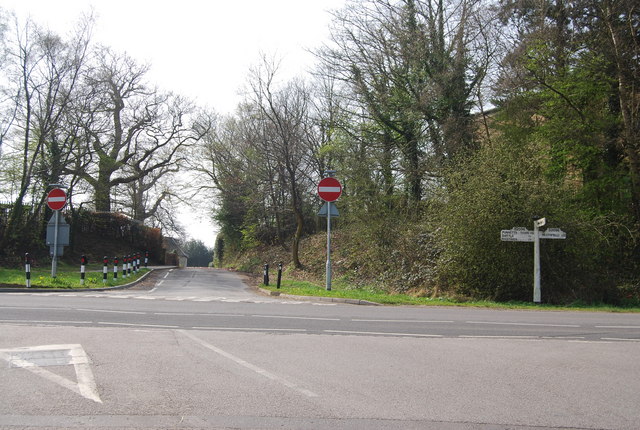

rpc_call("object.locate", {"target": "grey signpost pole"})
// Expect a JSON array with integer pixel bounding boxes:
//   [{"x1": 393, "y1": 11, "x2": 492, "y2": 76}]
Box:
[
  {"x1": 52, "y1": 209, "x2": 59, "y2": 278},
  {"x1": 533, "y1": 218, "x2": 544, "y2": 303},
  {"x1": 318, "y1": 171, "x2": 341, "y2": 292},
  {"x1": 47, "y1": 185, "x2": 67, "y2": 279},
  {"x1": 326, "y1": 201, "x2": 332, "y2": 291}
]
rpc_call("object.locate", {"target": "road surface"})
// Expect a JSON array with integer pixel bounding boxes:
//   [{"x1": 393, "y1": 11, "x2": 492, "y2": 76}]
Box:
[{"x1": 1, "y1": 267, "x2": 639, "y2": 429}]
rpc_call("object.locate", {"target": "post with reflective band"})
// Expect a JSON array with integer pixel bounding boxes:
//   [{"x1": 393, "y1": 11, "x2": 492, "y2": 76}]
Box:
[
  {"x1": 80, "y1": 255, "x2": 87, "y2": 285},
  {"x1": 145, "y1": 250, "x2": 149, "y2": 268},
  {"x1": 113, "y1": 256, "x2": 118, "y2": 280},
  {"x1": 25, "y1": 253, "x2": 31, "y2": 288},
  {"x1": 277, "y1": 262, "x2": 283, "y2": 289},
  {"x1": 263, "y1": 263, "x2": 269, "y2": 286},
  {"x1": 103, "y1": 256, "x2": 108, "y2": 283}
]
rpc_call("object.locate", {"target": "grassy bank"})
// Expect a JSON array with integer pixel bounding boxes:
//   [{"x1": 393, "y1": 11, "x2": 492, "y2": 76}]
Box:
[
  {"x1": 261, "y1": 279, "x2": 640, "y2": 312},
  {"x1": 0, "y1": 264, "x2": 149, "y2": 289}
]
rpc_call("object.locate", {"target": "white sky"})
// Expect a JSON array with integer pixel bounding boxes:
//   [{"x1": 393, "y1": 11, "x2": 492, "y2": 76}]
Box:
[{"x1": 3, "y1": 0, "x2": 345, "y2": 247}]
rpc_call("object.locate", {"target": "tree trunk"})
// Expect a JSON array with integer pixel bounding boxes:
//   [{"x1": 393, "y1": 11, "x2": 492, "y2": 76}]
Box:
[
  {"x1": 291, "y1": 206, "x2": 304, "y2": 269},
  {"x1": 94, "y1": 175, "x2": 112, "y2": 212}
]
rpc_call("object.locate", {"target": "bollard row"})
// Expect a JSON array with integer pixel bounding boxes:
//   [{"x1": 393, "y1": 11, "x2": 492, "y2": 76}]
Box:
[
  {"x1": 78, "y1": 252, "x2": 149, "y2": 284},
  {"x1": 93, "y1": 251, "x2": 149, "y2": 283},
  {"x1": 22, "y1": 251, "x2": 151, "y2": 288}
]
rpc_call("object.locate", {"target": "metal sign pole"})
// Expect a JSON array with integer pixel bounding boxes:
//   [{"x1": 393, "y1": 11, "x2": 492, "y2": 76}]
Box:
[
  {"x1": 533, "y1": 217, "x2": 545, "y2": 303},
  {"x1": 533, "y1": 223, "x2": 541, "y2": 303},
  {"x1": 326, "y1": 202, "x2": 332, "y2": 291},
  {"x1": 51, "y1": 210, "x2": 59, "y2": 278}
]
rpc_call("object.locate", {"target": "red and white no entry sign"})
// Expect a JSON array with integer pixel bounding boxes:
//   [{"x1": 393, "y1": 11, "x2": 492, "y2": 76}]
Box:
[
  {"x1": 47, "y1": 188, "x2": 67, "y2": 211},
  {"x1": 318, "y1": 177, "x2": 342, "y2": 202}
]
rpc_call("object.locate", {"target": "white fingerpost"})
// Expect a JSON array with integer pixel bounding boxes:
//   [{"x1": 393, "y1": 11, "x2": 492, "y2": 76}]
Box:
[{"x1": 501, "y1": 217, "x2": 565, "y2": 303}]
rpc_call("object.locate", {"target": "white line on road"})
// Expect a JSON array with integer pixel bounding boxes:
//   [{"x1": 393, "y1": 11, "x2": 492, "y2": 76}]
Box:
[
  {"x1": 97, "y1": 322, "x2": 179, "y2": 328},
  {"x1": 179, "y1": 330, "x2": 318, "y2": 398},
  {"x1": 600, "y1": 337, "x2": 640, "y2": 342},
  {"x1": 0, "y1": 344, "x2": 102, "y2": 403},
  {"x1": 324, "y1": 330, "x2": 442, "y2": 337},
  {"x1": 596, "y1": 326, "x2": 640, "y2": 329},
  {"x1": 466, "y1": 321, "x2": 580, "y2": 328},
  {"x1": 0, "y1": 319, "x2": 92, "y2": 325},
  {"x1": 458, "y1": 335, "x2": 540, "y2": 339},
  {"x1": 352, "y1": 319, "x2": 454, "y2": 323},
  {"x1": 191, "y1": 327, "x2": 307, "y2": 332},
  {"x1": 75, "y1": 308, "x2": 146, "y2": 315},
  {"x1": 251, "y1": 315, "x2": 340, "y2": 321},
  {"x1": 541, "y1": 336, "x2": 586, "y2": 339},
  {"x1": 153, "y1": 312, "x2": 245, "y2": 317},
  {"x1": 163, "y1": 272, "x2": 170, "y2": 279}
]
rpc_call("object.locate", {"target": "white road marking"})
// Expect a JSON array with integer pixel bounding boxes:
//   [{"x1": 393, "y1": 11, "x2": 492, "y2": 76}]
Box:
[
  {"x1": 97, "y1": 322, "x2": 178, "y2": 328},
  {"x1": 191, "y1": 327, "x2": 306, "y2": 332},
  {"x1": 325, "y1": 330, "x2": 442, "y2": 337},
  {"x1": 352, "y1": 319, "x2": 453, "y2": 323},
  {"x1": 600, "y1": 337, "x2": 640, "y2": 342},
  {"x1": 75, "y1": 308, "x2": 146, "y2": 315},
  {"x1": 458, "y1": 335, "x2": 539, "y2": 339},
  {"x1": 0, "y1": 344, "x2": 101, "y2": 403},
  {"x1": 466, "y1": 321, "x2": 580, "y2": 328},
  {"x1": 179, "y1": 330, "x2": 318, "y2": 398},
  {"x1": 0, "y1": 320, "x2": 92, "y2": 325},
  {"x1": 252, "y1": 315, "x2": 340, "y2": 321},
  {"x1": 596, "y1": 325, "x2": 640, "y2": 329},
  {"x1": 541, "y1": 336, "x2": 586, "y2": 339}
]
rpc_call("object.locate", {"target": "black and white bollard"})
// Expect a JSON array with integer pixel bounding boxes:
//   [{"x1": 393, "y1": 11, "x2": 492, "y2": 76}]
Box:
[
  {"x1": 277, "y1": 262, "x2": 283, "y2": 289},
  {"x1": 113, "y1": 257, "x2": 118, "y2": 280},
  {"x1": 127, "y1": 255, "x2": 132, "y2": 276},
  {"x1": 145, "y1": 251, "x2": 149, "y2": 268},
  {"x1": 263, "y1": 263, "x2": 269, "y2": 286},
  {"x1": 123, "y1": 255, "x2": 127, "y2": 278},
  {"x1": 80, "y1": 255, "x2": 87, "y2": 285},
  {"x1": 103, "y1": 256, "x2": 108, "y2": 283},
  {"x1": 25, "y1": 253, "x2": 31, "y2": 288}
]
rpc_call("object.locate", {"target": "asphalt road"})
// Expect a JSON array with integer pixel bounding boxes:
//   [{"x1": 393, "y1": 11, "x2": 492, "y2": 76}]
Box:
[{"x1": 1, "y1": 267, "x2": 639, "y2": 430}]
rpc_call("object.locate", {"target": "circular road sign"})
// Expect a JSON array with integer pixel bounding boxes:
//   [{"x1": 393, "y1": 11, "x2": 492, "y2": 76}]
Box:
[
  {"x1": 318, "y1": 177, "x2": 342, "y2": 202},
  {"x1": 47, "y1": 188, "x2": 67, "y2": 211}
]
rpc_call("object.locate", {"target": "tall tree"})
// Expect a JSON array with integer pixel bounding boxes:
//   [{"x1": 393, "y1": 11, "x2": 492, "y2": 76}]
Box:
[
  {"x1": 247, "y1": 58, "x2": 316, "y2": 268},
  {"x1": 72, "y1": 47, "x2": 200, "y2": 212},
  {"x1": 0, "y1": 13, "x2": 92, "y2": 250},
  {"x1": 319, "y1": 0, "x2": 493, "y2": 202}
]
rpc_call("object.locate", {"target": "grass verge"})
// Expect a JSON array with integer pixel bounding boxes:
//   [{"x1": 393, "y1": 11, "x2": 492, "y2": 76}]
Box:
[
  {"x1": 0, "y1": 264, "x2": 149, "y2": 289},
  {"x1": 261, "y1": 279, "x2": 640, "y2": 312}
]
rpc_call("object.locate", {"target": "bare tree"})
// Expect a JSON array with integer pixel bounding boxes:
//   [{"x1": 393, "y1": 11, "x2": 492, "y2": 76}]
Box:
[
  {"x1": 0, "y1": 13, "x2": 92, "y2": 249},
  {"x1": 318, "y1": 0, "x2": 495, "y2": 201},
  {"x1": 247, "y1": 58, "x2": 316, "y2": 268},
  {"x1": 71, "y1": 47, "x2": 201, "y2": 212}
]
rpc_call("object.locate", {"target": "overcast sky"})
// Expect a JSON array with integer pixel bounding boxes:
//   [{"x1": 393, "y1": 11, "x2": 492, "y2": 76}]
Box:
[{"x1": 3, "y1": 0, "x2": 346, "y2": 246}]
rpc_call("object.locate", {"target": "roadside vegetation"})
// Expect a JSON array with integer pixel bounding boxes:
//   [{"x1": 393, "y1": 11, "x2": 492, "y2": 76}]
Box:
[{"x1": 260, "y1": 279, "x2": 640, "y2": 312}]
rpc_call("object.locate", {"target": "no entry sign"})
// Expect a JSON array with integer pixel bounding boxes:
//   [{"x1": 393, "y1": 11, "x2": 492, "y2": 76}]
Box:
[
  {"x1": 47, "y1": 188, "x2": 67, "y2": 211},
  {"x1": 318, "y1": 177, "x2": 342, "y2": 202}
]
